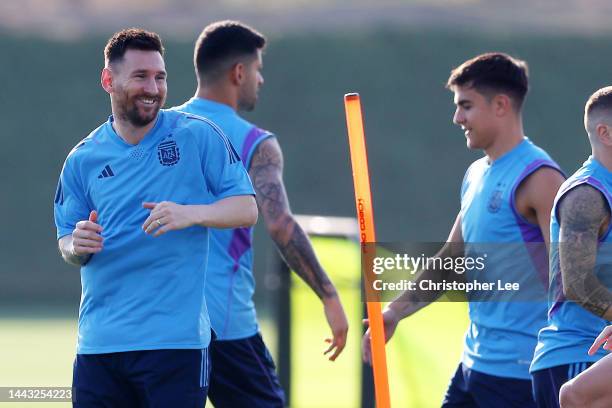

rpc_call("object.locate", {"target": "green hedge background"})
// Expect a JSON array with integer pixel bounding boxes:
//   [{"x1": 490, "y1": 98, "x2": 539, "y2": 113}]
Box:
[{"x1": 1, "y1": 28, "x2": 608, "y2": 310}]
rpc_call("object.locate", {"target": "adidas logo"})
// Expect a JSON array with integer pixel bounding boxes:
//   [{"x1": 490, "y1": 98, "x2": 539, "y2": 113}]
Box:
[{"x1": 97, "y1": 165, "x2": 115, "y2": 179}]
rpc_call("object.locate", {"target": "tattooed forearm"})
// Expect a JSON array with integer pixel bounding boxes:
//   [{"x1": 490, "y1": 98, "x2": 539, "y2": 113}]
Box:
[
  {"x1": 249, "y1": 138, "x2": 338, "y2": 300},
  {"x1": 559, "y1": 184, "x2": 612, "y2": 319},
  {"x1": 390, "y1": 241, "x2": 464, "y2": 318},
  {"x1": 279, "y1": 222, "x2": 336, "y2": 299},
  {"x1": 582, "y1": 281, "x2": 612, "y2": 317}
]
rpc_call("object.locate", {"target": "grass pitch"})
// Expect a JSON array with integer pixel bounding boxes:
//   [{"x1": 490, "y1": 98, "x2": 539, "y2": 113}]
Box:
[
  {"x1": 289, "y1": 237, "x2": 468, "y2": 407},
  {"x1": 0, "y1": 237, "x2": 467, "y2": 407}
]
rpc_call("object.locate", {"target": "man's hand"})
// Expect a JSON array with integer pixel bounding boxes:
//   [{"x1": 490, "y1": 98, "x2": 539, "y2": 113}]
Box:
[
  {"x1": 142, "y1": 201, "x2": 196, "y2": 236},
  {"x1": 362, "y1": 308, "x2": 400, "y2": 365},
  {"x1": 322, "y1": 296, "x2": 349, "y2": 361},
  {"x1": 72, "y1": 210, "x2": 104, "y2": 256},
  {"x1": 589, "y1": 325, "x2": 612, "y2": 356},
  {"x1": 59, "y1": 210, "x2": 103, "y2": 266}
]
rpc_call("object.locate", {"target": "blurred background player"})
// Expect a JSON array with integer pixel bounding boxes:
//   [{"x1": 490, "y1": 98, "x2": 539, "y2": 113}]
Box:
[
  {"x1": 531, "y1": 86, "x2": 612, "y2": 408},
  {"x1": 173, "y1": 20, "x2": 349, "y2": 407},
  {"x1": 362, "y1": 53, "x2": 565, "y2": 407},
  {"x1": 53, "y1": 28, "x2": 257, "y2": 407}
]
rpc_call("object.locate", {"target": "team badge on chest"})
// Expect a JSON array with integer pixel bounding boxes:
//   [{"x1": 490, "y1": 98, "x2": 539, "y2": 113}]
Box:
[
  {"x1": 487, "y1": 190, "x2": 504, "y2": 213},
  {"x1": 157, "y1": 140, "x2": 180, "y2": 166}
]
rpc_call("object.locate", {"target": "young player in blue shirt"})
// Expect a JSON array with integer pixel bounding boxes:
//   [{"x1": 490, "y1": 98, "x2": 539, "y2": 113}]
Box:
[
  {"x1": 362, "y1": 53, "x2": 565, "y2": 407},
  {"x1": 53, "y1": 28, "x2": 257, "y2": 407},
  {"x1": 531, "y1": 86, "x2": 612, "y2": 408},
  {"x1": 174, "y1": 21, "x2": 349, "y2": 407}
]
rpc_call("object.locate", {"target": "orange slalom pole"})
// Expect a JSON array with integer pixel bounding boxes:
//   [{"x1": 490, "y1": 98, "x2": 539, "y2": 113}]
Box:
[{"x1": 344, "y1": 93, "x2": 391, "y2": 408}]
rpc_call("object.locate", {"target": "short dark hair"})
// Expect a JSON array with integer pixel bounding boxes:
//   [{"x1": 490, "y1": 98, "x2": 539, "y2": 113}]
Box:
[
  {"x1": 446, "y1": 52, "x2": 529, "y2": 110},
  {"x1": 194, "y1": 20, "x2": 266, "y2": 82},
  {"x1": 104, "y1": 28, "x2": 164, "y2": 65},
  {"x1": 585, "y1": 86, "x2": 612, "y2": 120}
]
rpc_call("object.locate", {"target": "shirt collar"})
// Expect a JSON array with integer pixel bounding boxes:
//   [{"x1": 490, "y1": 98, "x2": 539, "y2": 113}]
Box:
[
  {"x1": 104, "y1": 110, "x2": 167, "y2": 150},
  {"x1": 187, "y1": 97, "x2": 235, "y2": 115}
]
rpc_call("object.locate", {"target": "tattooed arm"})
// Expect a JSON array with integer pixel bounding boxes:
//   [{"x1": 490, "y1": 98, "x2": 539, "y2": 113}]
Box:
[
  {"x1": 249, "y1": 137, "x2": 348, "y2": 360},
  {"x1": 559, "y1": 184, "x2": 612, "y2": 320}
]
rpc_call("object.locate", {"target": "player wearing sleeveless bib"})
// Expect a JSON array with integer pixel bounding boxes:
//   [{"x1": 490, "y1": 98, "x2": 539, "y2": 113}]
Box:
[
  {"x1": 362, "y1": 53, "x2": 565, "y2": 407},
  {"x1": 532, "y1": 87, "x2": 612, "y2": 408},
  {"x1": 175, "y1": 21, "x2": 349, "y2": 407}
]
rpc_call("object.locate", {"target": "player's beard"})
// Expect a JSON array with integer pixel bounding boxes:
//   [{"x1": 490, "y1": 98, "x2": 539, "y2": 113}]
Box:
[
  {"x1": 238, "y1": 95, "x2": 256, "y2": 112},
  {"x1": 237, "y1": 85, "x2": 258, "y2": 112},
  {"x1": 124, "y1": 93, "x2": 163, "y2": 127},
  {"x1": 114, "y1": 89, "x2": 165, "y2": 128}
]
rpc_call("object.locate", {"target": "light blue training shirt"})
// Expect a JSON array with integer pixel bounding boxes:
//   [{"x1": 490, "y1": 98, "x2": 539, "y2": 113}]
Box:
[
  {"x1": 54, "y1": 109, "x2": 254, "y2": 353},
  {"x1": 174, "y1": 97, "x2": 273, "y2": 340},
  {"x1": 531, "y1": 156, "x2": 612, "y2": 372},
  {"x1": 460, "y1": 137, "x2": 563, "y2": 379}
]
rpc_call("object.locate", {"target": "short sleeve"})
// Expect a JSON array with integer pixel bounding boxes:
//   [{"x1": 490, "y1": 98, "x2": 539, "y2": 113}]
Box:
[
  {"x1": 200, "y1": 124, "x2": 255, "y2": 200},
  {"x1": 243, "y1": 127, "x2": 274, "y2": 169},
  {"x1": 54, "y1": 157, "x2": 90, "y2": 239}
]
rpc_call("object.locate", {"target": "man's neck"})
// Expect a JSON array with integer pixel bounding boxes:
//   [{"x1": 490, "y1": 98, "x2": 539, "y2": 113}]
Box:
[
  {"x1": 112, "y1": 115, "x2": 157, "y2": 145},
  {"x1": 593, "y1": 149, "x2": 612, "y2": 172},
  {"x1": 196, "y1": 85, "x2": 238, "y2": 111},
  {"x1": 484, "y1": 119, "x2": 525, "y2": 162}
]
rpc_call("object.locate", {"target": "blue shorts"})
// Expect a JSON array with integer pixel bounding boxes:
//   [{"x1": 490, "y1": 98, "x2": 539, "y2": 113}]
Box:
[
  {"x1": 442, "y1": 363, "x2": 536, "y2": 408},
  {"x1": 72, "y1": 348, "x2": 209, "y2": 408},
  {"x1": 531, "y1": 362, "x2": 593, "y2": 408},
  {"x1": 208, "y1": 333, "x2": 285, "y2": 408}
]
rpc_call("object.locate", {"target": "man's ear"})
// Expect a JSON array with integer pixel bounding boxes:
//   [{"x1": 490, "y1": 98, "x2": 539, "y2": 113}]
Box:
[
  {"x1": 492, "y1": 94, "x2": 512, "y2": 117},
  {"x1": 596, "y1": 123, "x2": 612, "y2": 147},
  {"x1": 229, "y1": 62, "x2": 245, "y2": 86},
  {"x1": 101, "y1": 67, "x2": 113, "y2": 94}
]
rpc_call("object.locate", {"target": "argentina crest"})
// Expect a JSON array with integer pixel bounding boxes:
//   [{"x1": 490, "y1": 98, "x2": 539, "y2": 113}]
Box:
[
  {"x1": 157, "y1": 140, "x2": 180, "y2": 166},
  {"x1": 487, "y1": 190, "x2": 503, "y2": 213}
]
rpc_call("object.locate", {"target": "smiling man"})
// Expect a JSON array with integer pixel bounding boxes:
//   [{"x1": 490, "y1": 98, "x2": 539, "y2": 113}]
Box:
[
  {"x1": 53, "y1": 28, "x2": 257, "y2": 407},
  {"x1": 362, "y1": 53, "x2": 565, "y2": 407}
]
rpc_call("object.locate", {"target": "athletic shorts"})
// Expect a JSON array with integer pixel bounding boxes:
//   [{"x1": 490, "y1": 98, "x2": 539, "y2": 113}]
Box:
[
  {"x1": 208, "y1": 332, "x2": 285, "y2": 408},
  {"x1": 531, "y1": 362, "x2": 593, "y2": 408},
  {"x1": 72, "y1": 348, "x2": 209, "y2": 408},
  {"x1": 442, "y1": 363, "x2": 536, "y2": 408}
]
